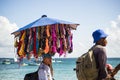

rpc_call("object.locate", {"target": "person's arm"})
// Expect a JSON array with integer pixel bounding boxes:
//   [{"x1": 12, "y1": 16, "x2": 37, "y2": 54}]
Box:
[
  {"x1": 97, "y1": 48, "x2": 107, "y2": 80},
  {"x1": 49, "y1": 64, "x2": 55, "y2": 80},
  {"x1": 44, "y1": 65, "x2": 53, "y2": 80}
]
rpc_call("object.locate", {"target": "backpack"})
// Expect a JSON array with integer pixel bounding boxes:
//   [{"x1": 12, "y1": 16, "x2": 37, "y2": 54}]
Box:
[{"x1": 75, "y1": 46, "x2": 98, "y2": 80}]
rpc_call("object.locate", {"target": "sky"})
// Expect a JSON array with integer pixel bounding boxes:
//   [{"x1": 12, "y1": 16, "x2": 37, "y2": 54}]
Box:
[{"x1": 0, "y1": 0, "x2": 120, "y2": 58}]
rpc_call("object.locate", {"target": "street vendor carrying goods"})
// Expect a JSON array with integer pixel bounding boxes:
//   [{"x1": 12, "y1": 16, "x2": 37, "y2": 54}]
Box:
[
  {"x1": 38, "y1": 53, "x2": 53, "y2": 80},
  {"x1": 24, "y1": 53, "x2": 54, "y2": 80},
  {"x1": 12, "y1": 15, "x2": 79, "y2": 80},
  {"x1": 74, "y1": 29, "x2": 120, "y2": 80}
]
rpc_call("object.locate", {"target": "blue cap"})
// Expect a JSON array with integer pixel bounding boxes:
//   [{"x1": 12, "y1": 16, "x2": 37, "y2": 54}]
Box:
[{"x1": 92, "y1": 29, "x2": 108, "y2": 43}]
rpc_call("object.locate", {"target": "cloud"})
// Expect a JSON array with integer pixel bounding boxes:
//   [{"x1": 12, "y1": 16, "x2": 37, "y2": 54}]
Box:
[
  {"x1": 0, "y1": 15, "x2": 120, "y2": 58},
  {"x1": 67, "y1": 15, "x2": 120, "y2": 58},
  {"x1": 106, "y1": 15, "x2": 120, "y2": 57},
  {"x1": 0, "y1": 16, "x2": 18, "y2": 58}
]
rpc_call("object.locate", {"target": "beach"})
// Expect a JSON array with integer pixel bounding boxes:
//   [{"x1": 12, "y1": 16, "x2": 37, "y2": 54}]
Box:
[{"x1": 0, "y1": 58, "x2": 120, "y2": 80}]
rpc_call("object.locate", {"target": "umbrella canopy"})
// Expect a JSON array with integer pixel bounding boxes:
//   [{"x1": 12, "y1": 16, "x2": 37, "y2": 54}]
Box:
[
  {"x1": 12, "y1": 15, "x2": 79, "y2": 59},
  {"x1": 12, "y1": 15, "x2": 79, "y2": 35}
]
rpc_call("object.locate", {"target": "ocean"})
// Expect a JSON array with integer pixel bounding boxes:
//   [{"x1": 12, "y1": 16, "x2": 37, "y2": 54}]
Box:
[{"x1": 0, "y1": 58, "x2": 120, "y2": 80}]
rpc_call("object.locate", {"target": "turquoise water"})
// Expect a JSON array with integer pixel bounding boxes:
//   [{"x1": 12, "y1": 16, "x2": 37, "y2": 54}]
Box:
[{"x1": 0, "y1": 58, "x2": 120, "y2": 80}]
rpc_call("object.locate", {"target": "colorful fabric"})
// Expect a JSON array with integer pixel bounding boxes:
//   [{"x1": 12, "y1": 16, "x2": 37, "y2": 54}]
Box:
[
  {"x1": 14, "y1": 24, "x2": 74, "y2": 59},
  {"x1": 33, "y1": 28, "x2": 37, "y2": 57},
  {"x1": 44, "y1": 38, "x2": 49, "y2": 54},
  {"x1": 18, "y1": 31, "x2": 26, "y2": 57}
]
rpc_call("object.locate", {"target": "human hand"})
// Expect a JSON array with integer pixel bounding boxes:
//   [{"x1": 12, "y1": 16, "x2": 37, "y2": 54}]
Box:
[{"x1": 102, "y1": 74, "x2": 112, "y2": 80}]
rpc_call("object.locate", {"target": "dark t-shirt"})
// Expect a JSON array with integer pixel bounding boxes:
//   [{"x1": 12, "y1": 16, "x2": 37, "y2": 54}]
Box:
[{"x1": 93, "y1": 45, "x2": 107, "y2": 80}]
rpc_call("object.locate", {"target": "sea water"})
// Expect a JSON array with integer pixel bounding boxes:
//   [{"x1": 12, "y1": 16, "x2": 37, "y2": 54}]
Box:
[{"x1": 0, "y1": 58, "x2": 120, "y2": 80}]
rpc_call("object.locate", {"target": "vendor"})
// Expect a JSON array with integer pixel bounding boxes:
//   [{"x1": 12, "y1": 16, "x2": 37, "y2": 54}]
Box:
[
  {"x1": 24, "y1": 53, "x2": 54, "y2": 80},
  {"x1": 38, "y1": 53, "x2": 53, "y2": 80}
]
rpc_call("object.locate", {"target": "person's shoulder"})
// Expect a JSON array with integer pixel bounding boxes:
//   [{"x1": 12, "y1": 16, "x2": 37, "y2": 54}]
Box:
[
  {"x1": 94, "y1": 45, "x2": 105, "y2": 51},
  {"x1": 95, "y1": 45, "x2": 104, "y2": 48}
]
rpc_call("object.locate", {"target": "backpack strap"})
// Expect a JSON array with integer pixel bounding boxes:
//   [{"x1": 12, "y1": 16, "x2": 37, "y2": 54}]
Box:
[{"x1": 89, "y1": 45, "x2": 97, "y2": 52}]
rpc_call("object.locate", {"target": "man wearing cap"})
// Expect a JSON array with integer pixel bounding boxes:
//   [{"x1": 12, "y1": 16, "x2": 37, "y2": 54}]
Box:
[
  {"x1": 24, "y1": 53, "x2": 54, "y2": 80},
  {"x1": 92, "y1": 29, "x2": 111, "y2": 80},
  {"x1": 38, "y1": 53, "x2": 53, "y2": 80}
]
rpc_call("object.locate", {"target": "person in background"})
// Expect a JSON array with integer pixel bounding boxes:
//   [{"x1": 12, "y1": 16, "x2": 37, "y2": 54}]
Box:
[
  {"x1": 92, "y1": 29, "x2": 111, "y2": 80},
  {"x1": 24, "y1": 53, "x2": 54, "y2": 80},
  {"x1": 38, "y1": 53, "x2": 54, "y2": 80}
]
